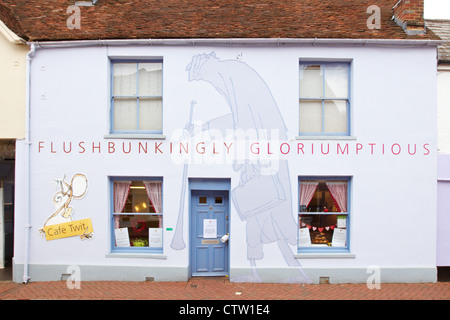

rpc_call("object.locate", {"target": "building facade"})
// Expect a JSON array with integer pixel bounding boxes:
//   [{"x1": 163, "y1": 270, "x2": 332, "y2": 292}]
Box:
[
  {"x1": 0, "y1": 0, "x2": 442, "y2": 283},
  {"x1": 11, "y1": 40, "x2": 438, "y2": 283}
]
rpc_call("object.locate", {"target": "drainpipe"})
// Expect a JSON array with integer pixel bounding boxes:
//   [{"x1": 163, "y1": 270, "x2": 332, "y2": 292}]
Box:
[{"x1": 23, "y1": 43, "x2": 35, "y2": 284}]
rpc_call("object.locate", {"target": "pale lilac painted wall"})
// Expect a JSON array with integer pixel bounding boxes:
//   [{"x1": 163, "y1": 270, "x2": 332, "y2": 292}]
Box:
[{"x1": 437, "y1": 154, "x2": 450, "y2": 266}]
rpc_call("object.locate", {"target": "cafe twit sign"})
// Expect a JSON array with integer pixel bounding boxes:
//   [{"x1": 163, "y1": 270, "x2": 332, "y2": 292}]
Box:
[{"x1": 39, "y1": 173, "x2": 93, "y2": 241}]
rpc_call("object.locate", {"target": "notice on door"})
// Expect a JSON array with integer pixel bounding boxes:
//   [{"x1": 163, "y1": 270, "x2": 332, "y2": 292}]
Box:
[{"x1": 203, "y1": 219, "x2": 217, "y2": 239}]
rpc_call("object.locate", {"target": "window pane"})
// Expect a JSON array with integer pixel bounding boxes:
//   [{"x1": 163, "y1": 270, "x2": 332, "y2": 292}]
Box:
[
  {"x1": 299, "y1": 100, "x2": 322, "y2": 133},
  {"x1": 139, "y1": 63, "x2": 162, "y2": 96},
  {"x1": 299, "y1": 214, "x2": 347, "y2": 246},
  {"x1": 114, "y1": 99, "x2": 137, "y2": 131},
  {"x1": 139, "y1": 98, "x2": 162, "y2": 131},
  {"x1": 299, "y1": 179, "x2": 349, "y2": 249},
  {"x1": 324, "y1": 64, "x2": 349, "y2": 98},
  {"x1": 115, "y1": 181, "x2": 151, "y2": 213},
  {"x1": 299, "y1": 64, "x2": 323, "y2": 98},
  {"x1": 113, "y1": 63, "x2": 137, "y2": 96},
  {"x1": 114, "y1": 214, "x2": 162, "y2": 247},
  {"x1": 300, "y1": 180, "x2": 347, "y2": 213},
  {"x1": 324, "y1": 100, "x2": 347, "y2": 133},
  {"x1": 113, "y1": 180, "x2": 163, "y2": 250}
]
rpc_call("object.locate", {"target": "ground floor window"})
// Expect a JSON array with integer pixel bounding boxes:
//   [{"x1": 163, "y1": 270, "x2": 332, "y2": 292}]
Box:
[
  {"x1": 111, "y1": 177, "x2": 163, "y2": 252},
  {"x1": 298, "y1": 177, "x2": 350, "y2": 251}
]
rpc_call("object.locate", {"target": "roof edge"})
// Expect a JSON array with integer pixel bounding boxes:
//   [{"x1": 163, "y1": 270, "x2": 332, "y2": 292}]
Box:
[
  {"x1": 0, "y1": 19, "x2": 25, "y2": 44},
  {"x1": 29, "y1": 37, "x2": 444, "y2": 48}
]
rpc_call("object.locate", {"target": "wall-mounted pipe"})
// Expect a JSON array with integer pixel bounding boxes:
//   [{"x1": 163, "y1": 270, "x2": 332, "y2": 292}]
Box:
[{"x1": 22, "y1": 43, "x2": 35, "y2": 284}]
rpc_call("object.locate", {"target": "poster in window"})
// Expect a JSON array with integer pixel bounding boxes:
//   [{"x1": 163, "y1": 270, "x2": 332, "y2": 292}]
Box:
[
  {"x1": 337, "y1": 215, "x2": 347, "y2": 228},
  {"x1": 149, "y1": 228, "x2": 162, "y2": 247},
  {"x1": 115, "y1": 227, "x2": 130, "y2": 247},
  {"x1": 298, "y1": 228, "x2": 312, "y2": 247},
  {"x1": 331, "y1": 228, "x2": 346, "y2": 247}
]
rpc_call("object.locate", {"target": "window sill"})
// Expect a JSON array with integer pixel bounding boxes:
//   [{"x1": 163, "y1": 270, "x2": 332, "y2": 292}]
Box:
[
  {"x1": 104, "y1": 134, "x2": 166, "y2": 140},
  {"x1": 295, "y1": 252, "x2": 355, "y2": 259},
  {"x1": 105, "y1": 253, "x2": 167, "y2": 259},
  {"x1": 295, "y1": 136, "x2": 357, "y2": 140}
]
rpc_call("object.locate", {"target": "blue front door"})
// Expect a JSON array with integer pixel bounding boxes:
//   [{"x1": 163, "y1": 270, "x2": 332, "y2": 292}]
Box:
[{"x1": 190, "y1": 190, "x2": 229, "y2": 277}]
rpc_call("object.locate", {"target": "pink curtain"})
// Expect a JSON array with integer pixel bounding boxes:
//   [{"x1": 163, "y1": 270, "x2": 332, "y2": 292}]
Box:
[
  {"x1": 143, "y1": 181, "x2": 162, "y2": 228},
  {"x1": 299, "y1": 181, "x2": 319, "y2": 209},
  {"x1": 113, "y1": 181, "x2": 131, "y2": 228},
  {"x1": 326, "y1": 182, "x2": 347, "y2": 212}
]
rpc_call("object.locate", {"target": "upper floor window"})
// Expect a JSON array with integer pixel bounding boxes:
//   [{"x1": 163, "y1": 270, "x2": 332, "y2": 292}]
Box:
[
  {"x1": 299, "y1": 62, "x2": 350, "y2": 136},
  {"x1": 111, "y1": 61, "x2": 163, "y2": 133}
]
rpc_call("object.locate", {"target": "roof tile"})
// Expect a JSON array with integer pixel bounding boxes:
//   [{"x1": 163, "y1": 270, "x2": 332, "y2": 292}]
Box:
[
  {"x1": 426, "y1": 20, "x2": 450, "y2": 62},
  {"x1": 0, "y1": 0, "x2": 440, "y2": 41}
]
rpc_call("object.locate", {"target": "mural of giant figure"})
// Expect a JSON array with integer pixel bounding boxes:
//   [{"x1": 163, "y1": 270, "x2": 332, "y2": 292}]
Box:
[{"x1": 185, "y1": 52, "x2": 311, "y2": 283}]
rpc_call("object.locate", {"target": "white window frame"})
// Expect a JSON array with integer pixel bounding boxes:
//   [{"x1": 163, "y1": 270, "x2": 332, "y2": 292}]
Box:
[
  {"x1": 110, "y1": 177, "x2": 163, "y2": 254},
  {"x1": 298, "y1": 176, "x2": 351, "y2": 253},
  {"x1": 110, "y1": 60, "x2": 163, "y2": 135},
  {"x1": 299, "y1": 61, "x2": 351, "y2": 137}
]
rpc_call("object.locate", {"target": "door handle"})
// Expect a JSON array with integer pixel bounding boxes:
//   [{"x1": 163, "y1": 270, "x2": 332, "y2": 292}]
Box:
[{"x1": 221, "y1": 233, "x2": 229, "y2": 243}]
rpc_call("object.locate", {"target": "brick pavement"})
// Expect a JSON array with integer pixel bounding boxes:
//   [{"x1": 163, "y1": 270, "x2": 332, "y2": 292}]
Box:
[
  {"x1": 0, "y1": 278, "x2": 448, "y2": 319},
  {"x1": 0, "y1": 277, "x2": 449, "y2": 301}
]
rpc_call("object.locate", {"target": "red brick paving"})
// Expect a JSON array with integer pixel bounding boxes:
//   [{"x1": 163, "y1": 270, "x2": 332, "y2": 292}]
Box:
[{"x1": 0, "y1": 278, "x2": 449, "y2": 300}]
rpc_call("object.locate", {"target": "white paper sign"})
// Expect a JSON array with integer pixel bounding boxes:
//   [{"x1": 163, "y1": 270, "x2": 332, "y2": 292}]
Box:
[
  {"x1": 203, "y1": 219, "x2": 217, "y2": 239},
  {"x1": 148, "y1": 228, "x2": 162, "y2": 248},
  {"x1": 114, "y1": 227, "x2": 130, "y2": 247},
  {"x1": 298, "y1": 228, "x2": 311, "y2": 247},
  {"x1": 331, "y1": 228, "x2": 347, "y2": 247},
  {"x1": 337, "y1": 215, "x2": 347, "y2": 228}
]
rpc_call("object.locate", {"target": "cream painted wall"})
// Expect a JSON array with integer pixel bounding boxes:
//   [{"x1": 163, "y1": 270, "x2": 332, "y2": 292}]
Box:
[{"x1": 0, "y1": 21, "x2": 28, "y2": 139}]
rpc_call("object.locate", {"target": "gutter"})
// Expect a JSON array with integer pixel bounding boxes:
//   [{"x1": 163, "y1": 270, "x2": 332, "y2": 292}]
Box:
[
  {"x1": 22, "y1": 43, "x2": 35, "y2": 284},
  {"x1": 29, "y1": 37, "x2": 443, "y2": 48}
]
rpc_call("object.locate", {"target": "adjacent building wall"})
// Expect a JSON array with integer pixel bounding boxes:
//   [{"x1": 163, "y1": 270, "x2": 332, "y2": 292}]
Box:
[
  {"x1": 437, "y1": 63, "x2": 450, "y2": 266},
  {"x1": 0, "y1": 20, "x2": 27, "y2": 139}
]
